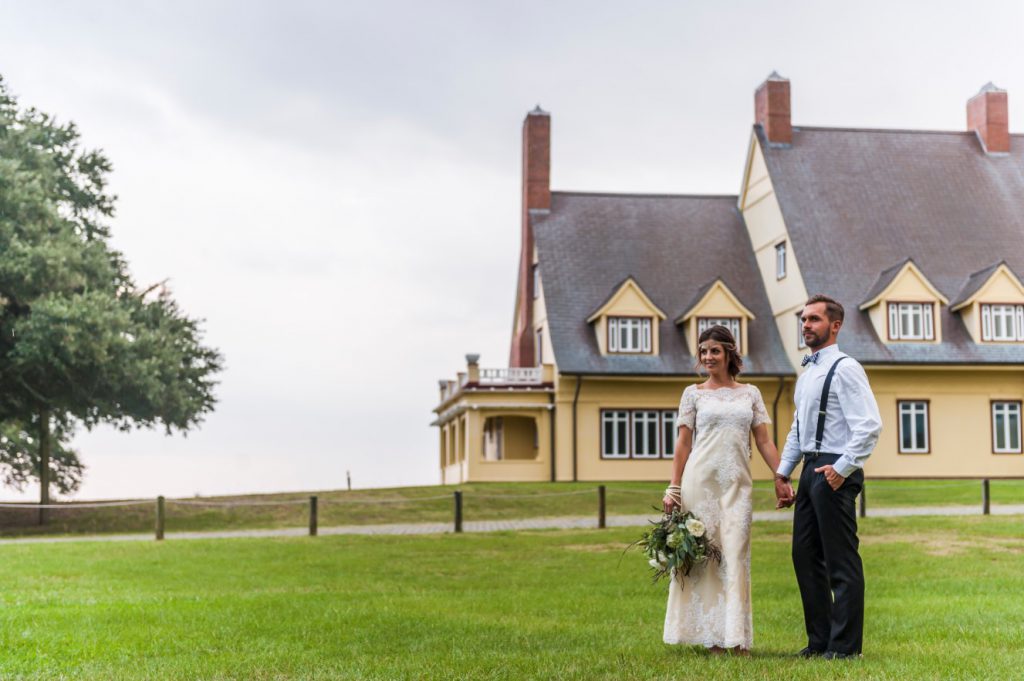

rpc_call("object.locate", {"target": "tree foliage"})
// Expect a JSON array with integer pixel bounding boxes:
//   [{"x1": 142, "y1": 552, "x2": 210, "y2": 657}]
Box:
[{"x1": 0, "y1": 75, "x2": 223, "y2": 505}]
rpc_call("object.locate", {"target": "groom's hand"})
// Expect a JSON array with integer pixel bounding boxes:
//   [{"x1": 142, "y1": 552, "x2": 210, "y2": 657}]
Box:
[
  {"x1": 814, "y1": 464, "x2": 846, "y2": 491},
  {"x1": 773, "y1": 476, "x2": 794, "y2": 509}
]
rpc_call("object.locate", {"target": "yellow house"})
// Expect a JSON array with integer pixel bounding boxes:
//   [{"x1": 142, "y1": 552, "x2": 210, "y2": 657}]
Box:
[{"x1": 432, "y1": 74, "x2": 1024, "y2": 484}]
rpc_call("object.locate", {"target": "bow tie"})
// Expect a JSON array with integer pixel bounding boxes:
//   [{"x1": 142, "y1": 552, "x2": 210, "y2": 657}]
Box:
[{"x1": 801, "y1": 352, "x2": 820, "y2": 367}]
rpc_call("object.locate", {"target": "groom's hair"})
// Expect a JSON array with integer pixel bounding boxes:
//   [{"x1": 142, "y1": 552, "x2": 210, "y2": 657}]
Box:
[{"x1": 806, "y1": 294, "x2": 845, "y2": 324}]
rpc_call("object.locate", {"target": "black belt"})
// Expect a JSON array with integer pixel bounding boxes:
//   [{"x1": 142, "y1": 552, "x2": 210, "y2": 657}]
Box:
[{"x1": 802, "y1": 451, "x2": 840, "y2": 461}]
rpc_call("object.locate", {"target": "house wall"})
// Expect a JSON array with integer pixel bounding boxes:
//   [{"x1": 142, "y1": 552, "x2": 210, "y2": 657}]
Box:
[
  {"x1": 739, "y1": 137, "x2": 809, "y2": 369},
  {"x1": 863, "y1": 368, "x2": 1024, "y2": 477},
  {"x1": 551, "y1": 375, "x2": 795, "y2": 482}
]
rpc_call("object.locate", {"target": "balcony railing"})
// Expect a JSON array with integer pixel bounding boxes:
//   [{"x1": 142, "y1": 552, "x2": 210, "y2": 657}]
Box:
[{"x1": 478, "y1": 367, "x2": 543, "y2": 385}]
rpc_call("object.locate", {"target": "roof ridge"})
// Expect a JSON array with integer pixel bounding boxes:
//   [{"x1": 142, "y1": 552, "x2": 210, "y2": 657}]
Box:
[
  {"x1": 792, "y1": 125, "x2": 1024, "y2": 137},
  {"x1": 552, "y1": 190, "x2": 738, "y2": 199}
]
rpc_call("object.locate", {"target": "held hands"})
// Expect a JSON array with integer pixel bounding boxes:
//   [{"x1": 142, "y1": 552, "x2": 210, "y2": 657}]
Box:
[
  {"x1": 814, "y1": 464, "x2": 846, "y2": 491},
  {"x1": 773, "y1": 476, "x2": 795, "y2": 509}
]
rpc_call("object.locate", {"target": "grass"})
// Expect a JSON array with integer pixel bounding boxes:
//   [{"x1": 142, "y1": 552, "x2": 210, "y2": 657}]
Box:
[
  {"x1": 0, "y1": 515, "x2": 1020, "y2": 679},
  {"x1": 0, "y1": 479, "x2": 1020, "y2": 538}
]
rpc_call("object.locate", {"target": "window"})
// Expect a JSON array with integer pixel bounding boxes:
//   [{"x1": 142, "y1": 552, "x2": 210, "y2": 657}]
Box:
[
  {"x1": 633, "y1": 411, "x2": 660, "y2": 458},
  {"x1": 775, "y1": 242, "x2": 787, "y2": 280},
  {"x1": 601, "y1": 410, "x2": 678, "y2": 459},
  {"x1": 608, "y1": 317, "x2": 652, "y2": 353},
  {"x1": 898, "y1": 401, "x2": 929, "y2": 453},
  {"x1": 796, "y1": 311, "x2": 807, "y2": 350},
  {"x1": 601, "y1": 411, "x2": 629, "y2": 458},
  {"x1": 532, "y1": 264, "x2": 539, "y2": 299},
  {"x1": 993, "y1": 402, "x2": 1022, "y2": 454},
  {"x1": 534, "y1": 327, "x2": 543, "y2": 366},
  {"x1": 888, "y1": 303, "x2": 935, "y2": 340},
  {"x1": 662, "y1": 410, "x2": 677, "y2": 458},
  {"x1": 483, "y1": 417, "x2": 504, "y2": 461},
  {"x1": 981, "y1": 304, "x2": 1024, "y2": 342},
  {"x1": 697, "y1": 317, "x2": 742, "y2": 352}
]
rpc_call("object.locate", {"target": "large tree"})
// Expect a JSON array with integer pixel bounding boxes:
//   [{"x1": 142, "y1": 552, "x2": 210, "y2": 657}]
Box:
[{"x1": 0, "y1": 76, "x2": 223, "y2": 517}]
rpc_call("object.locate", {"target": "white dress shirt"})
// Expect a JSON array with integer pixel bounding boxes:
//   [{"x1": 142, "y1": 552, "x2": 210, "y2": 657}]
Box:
[{"x1": 778, "y1": 344, "x2": 882, "y2": 479}]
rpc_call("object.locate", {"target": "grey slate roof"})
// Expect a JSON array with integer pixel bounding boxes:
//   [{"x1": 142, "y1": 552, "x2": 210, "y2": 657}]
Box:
[
  {"x1": 758, "y1": 125, "x2": 1024, "y2": 364},
  {"x1": 950, "y1": 261, "x2": 1011, "y2": 309},
  {"x1": 860, "y1": 257, "x2": 915, "y2": 307},
  {"x1": 532, "y1": 192, "x2": 793, "y2": 376}
]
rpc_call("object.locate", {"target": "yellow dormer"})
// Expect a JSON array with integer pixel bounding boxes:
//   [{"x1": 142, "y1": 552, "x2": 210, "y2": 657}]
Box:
[
  {"x1": 587, "y1": 277, "x2": 667, "y2": 356},
  {"x1": 859, "y1": 259, "x2": 948, "y2": 343},
  {"x1": 675, "y1": 279, "x2": 755, "y2": 355},
  {"x1": 951, "y1": 262, "x2": 1024, "y2": 344}
]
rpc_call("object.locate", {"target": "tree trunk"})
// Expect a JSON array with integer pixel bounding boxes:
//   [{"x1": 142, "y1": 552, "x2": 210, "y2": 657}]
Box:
[{"x1": 38, "y1": 410, "x2": 50, "y2": 525}]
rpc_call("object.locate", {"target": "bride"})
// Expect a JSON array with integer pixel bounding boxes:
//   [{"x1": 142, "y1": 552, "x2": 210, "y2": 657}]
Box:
[{"x1": 661, "y1": 324, "x2": 791, "y2": 654}]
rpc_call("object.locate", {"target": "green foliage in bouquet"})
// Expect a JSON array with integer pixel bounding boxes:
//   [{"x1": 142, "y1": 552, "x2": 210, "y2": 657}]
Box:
[{"x1": 629, "y1": 508, "x2": 722, "y2": 585}]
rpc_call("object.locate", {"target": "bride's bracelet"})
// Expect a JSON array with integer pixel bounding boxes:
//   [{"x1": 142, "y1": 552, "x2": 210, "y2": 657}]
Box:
[{"x1": 664, "y1": 485, "x2": 681, "y2": 503}]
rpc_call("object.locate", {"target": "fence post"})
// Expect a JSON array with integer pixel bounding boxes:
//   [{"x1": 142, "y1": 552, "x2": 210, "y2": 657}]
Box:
[
  {"x1": 598, "y1": 485, "x2": 606, "y2": 529},
  {"x1": 309, "y1": 496, "x2": 318, "y2": 536},
  {"x1": 982, "y1": 479, "x2": 990, "y2": 515},
  {"x1": 453, "y1": 490, "x2": 463, "y2": 533},
  {"x1": 156, "y1": 496, "x2": 165, "y2": 541},
  {"x1": 859, "y1": 483, "x2": 866, "y2": 519}
]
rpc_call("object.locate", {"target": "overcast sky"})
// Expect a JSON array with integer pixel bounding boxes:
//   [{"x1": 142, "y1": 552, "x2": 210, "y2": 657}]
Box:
[{"x1": 0, "y1": 1, "x2": 1021, "y2": 499}]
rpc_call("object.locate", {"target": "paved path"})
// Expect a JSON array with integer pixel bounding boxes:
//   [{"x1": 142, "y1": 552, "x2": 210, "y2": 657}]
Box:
[{"x1": 0, "y1": 503, "x2": 1020, "y2": 545}]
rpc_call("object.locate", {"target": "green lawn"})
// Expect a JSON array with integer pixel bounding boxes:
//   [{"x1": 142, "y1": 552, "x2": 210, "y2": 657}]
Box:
[
  {"x1": 0, "y1": 515, "x2": 1020, "y2": 679},
  {"x1": 0, "y1": 478, "x2": 1020, "y2": 538}
]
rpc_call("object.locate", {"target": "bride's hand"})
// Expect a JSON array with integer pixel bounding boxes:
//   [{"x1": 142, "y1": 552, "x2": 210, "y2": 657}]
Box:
[{"x1": 662, "y1": 495, "x2": 679, "y2": 515}]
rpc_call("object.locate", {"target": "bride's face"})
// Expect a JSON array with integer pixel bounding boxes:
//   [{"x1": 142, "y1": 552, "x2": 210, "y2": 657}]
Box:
[{"x1": 698, "y1": 341, "x2": 727, "y2": 375}]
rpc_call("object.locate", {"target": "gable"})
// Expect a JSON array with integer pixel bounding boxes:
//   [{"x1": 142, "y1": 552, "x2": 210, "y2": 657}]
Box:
[
  {"x1": 586, "y1": 277, "x2": 667, "y2": 322},
  {"x1": 952, "y1": 264, "x2": 1024, "y2": 310},
  {"x1": 860, "y1": 261, "x2": 949, "y2": 310},
  {"x1": 677, "y1": 280, "x2": 755, "y2": 324}
]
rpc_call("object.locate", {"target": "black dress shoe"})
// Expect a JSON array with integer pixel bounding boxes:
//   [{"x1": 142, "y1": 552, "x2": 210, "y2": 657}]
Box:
[
  {"x1": 824, "y1": 650, "x2": 862, "y2": 660},
  {"x1": 797, "y1": 647, "x2": 825, "y2": 658}
]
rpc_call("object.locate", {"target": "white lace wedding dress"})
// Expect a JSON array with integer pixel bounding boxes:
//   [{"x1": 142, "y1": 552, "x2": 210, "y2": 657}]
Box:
[{"x1": 663, "y1": 383, "x2": 771, "y2": 649}]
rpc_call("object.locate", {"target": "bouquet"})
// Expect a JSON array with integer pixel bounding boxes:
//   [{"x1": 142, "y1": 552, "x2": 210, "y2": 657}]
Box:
[{"x1": 630, "y1": 507, "x2": 722, "y2": 586}]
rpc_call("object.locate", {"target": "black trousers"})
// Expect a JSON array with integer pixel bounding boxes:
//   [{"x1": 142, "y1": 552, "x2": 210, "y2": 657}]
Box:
[{"x1": 792, "y1": 453, "x2": 865, "y2": 654}]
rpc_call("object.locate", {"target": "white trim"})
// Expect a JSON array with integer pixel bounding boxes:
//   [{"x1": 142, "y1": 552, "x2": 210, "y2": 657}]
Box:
[
  {"x1": 632, "y1": 411, "x2": 660, "y2": 459},
  {"x1": 601, "y1": 410, "x2": 630, "y2": 459},
  {"x1": 775, "y1": 241, "x2": 787, "y2": 279},
  {"x1": 898, "y1": 401, "x2": 929, "y2": 453},
  {"x1": 993, "y1": 402, "x2": 1022, "y2": 454},
  {"x1": 661, "y1": 410, "x2": 677, "y2": 458}
]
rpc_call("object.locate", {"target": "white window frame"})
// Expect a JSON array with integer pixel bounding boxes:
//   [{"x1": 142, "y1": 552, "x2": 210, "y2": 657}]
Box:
[
  {"x1": 632, "y1": 411, "x2": 661, "y2": 459},
  {"x1": 796, "y1": 311, "x2": 807, "y2": 350},
  {"x1": 992, "y1": 402, "x2": 1022, "y2": 454},
  {"x1": 696, "y1": 317, "x2": 742, "y2": 353},
  {"x1": 888, "y1": 302, "x2": 935, "y2": 341},
  {"x1": 981, "y1": 304, "x2": 1024, "y2": 342},
  {"x1": 601, "y1": 410, "x2": 630, "y2": 459},
  {"x1": 661, "y1": 410, "x2": 677, "y2": 458},
  {"x1": 775, "y1": 241, "x2": 787, "y2": 280},
  {"x1": 608, "y1": 317, "x2": 652, "y2": 354},
  {"x1": 534, "y1": 327, "x2": 543, "y2": 366},
  {"x1": 532, "y1": 264, "x2": 539, "y2": 299},
  {"x1": 898, "y1": 401, "x2": 929, "y2": 453}
]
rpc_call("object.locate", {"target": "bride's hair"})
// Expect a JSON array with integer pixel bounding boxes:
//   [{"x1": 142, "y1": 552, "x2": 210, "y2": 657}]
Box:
[{"x1": 695, "y1": 325, "x2": 743, "y2": 377}]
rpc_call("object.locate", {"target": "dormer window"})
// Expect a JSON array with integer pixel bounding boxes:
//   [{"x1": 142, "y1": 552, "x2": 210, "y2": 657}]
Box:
[
  {"x1": 608, "y1": 317, "x2": 651, "y2": 353},
  {"x1": 981, "y1": 304, "x2": 1024, "y2": 341},
  {"x1": 775, "y1": 242, "x2": 787, "y2": 280},
  {"x1": 888, "y1": 302, "x2": 935, "y2": 341},
  {"x1": 697, "y1": 317, "x2": 742, "y2": 352}
]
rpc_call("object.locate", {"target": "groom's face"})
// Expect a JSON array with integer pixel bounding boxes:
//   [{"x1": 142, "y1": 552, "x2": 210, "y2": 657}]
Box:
[{"x1": 800, "y1": 302, "x2": 838, "y2": 349}]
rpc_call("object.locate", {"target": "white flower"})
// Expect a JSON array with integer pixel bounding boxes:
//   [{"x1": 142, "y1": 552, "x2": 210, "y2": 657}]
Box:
[
  {"x1": 666, "y1": 531, "x2": 682, "y2": 549},
  {"x1": 685, "y1": 518, "x2": 706, "y2": 538}
]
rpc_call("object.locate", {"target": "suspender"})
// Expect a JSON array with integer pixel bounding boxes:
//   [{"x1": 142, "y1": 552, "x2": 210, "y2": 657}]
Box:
[{"x1": 813, "y1": 357, "x2": 847, "y2": 455}]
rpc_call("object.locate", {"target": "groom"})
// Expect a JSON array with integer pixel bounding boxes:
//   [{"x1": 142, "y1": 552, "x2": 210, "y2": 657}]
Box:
[{"x1": 774, "y1": 294, "x2": 882, "y2": 660}]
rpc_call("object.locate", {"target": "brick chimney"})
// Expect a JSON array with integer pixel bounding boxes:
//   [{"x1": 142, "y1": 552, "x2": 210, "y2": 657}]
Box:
[
  {"x1": 509, "y1": 106, "x2": 551, "y2": 367},
  {"x1": 967, "y1": 82, "x2": 1009, "y2": 154},
  {"x1": 755, "y1": 71, "x2": 792, "y2": 145}
]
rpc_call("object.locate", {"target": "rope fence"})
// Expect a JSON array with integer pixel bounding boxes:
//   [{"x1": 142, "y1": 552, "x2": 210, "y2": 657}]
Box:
[{"x1": 0, "y1": 478, "x2": 1017, "y2": 540}]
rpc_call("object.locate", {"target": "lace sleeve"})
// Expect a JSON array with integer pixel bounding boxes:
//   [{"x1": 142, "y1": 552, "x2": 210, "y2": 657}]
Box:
[
  {"x1": 675, "y1": 386, "x2": 696, "y2": 431},
  {"x1": 751, "y1": 385, "x2": 772, "y2": 428}
]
